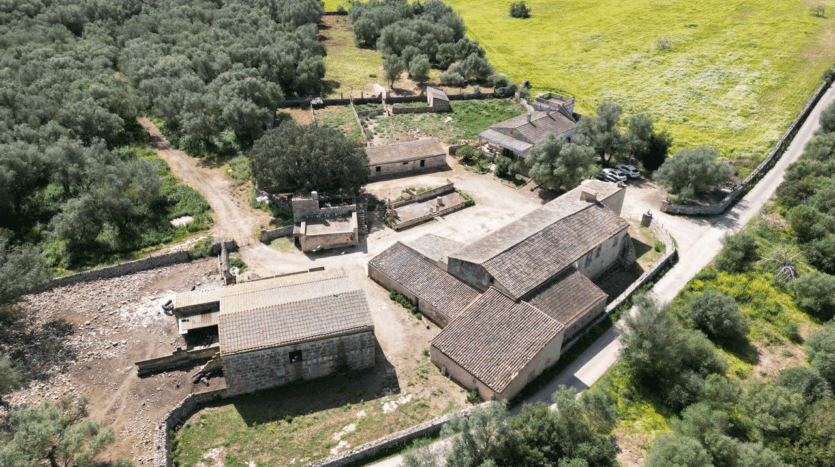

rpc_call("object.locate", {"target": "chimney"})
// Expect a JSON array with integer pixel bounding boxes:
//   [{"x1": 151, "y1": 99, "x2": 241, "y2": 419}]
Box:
[
  {"x1": 311, "y1": 191, "x2": 318, "y2": 201},
  {"x1": 526, "y1": 113, "x2": 531, "y2": 123},
  {"x1": 580, "y1": 188, "x2": 598, "y2": 203}
]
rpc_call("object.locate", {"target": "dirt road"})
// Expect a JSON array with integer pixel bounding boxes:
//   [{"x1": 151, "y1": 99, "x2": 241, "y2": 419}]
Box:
[{"x1": 138, "y1": 118, "x2": 270, "y2": 247}]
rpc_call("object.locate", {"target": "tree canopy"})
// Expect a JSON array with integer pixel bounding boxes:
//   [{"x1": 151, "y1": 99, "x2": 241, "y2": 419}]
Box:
[
  {"x1": 654, "y1": 146, "x2": 734, "y2": 196},
  {"x1": 251, "y1": 121, "x2": 369, "y2": 195},
  {"x1": 526, "y1": 134, "x2": 598, "y2": 191}
]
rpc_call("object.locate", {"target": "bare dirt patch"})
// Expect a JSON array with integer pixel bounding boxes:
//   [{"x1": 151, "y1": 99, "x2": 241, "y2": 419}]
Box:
[{"x1": 2, "y1": 258, "x2": 224, "y2": 465}]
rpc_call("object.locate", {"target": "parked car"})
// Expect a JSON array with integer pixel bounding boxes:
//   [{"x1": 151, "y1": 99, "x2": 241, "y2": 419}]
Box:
[
  {"x1": 596, "y1": 171, "x2": 620, "y2": 183},
  {"x1": 600, "y1": 168, "x2": 627, "y2": 183},
  {"x1": 615, "y1": 164, "x2": 641, "y2": 179}
]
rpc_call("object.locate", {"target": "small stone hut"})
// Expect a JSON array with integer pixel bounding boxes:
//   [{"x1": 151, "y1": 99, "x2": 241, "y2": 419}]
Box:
[{"x1": 426, "y1": 86, "x2": 451, "y2": 112}]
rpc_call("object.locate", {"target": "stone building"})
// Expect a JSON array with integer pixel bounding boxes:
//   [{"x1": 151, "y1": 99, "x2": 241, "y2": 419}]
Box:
[
  {"x1": 291, "y1": 192, "x2": 360, "y2": 252},
  {"x1": 430, "y1": 288, "x2": 564, "y2": 401},
  {"x1": 366, "y1": 138, "x2": 447, "y2": 180},
  {"x1": 173, "y1": 269, "x2": 376, "y2": 396},
  {"x1": 367, "y1": 180, "x2": 632, "y2": 400},
  {"x1": 426, "y1": 87, "x2": 451, "y2": 112},
  {"x1": 479, "y1": 108, "x2": 577, "y2": 161}
]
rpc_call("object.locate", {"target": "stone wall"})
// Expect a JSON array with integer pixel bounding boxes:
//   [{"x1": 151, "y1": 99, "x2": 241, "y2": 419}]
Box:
[
  {"x1": 48, "y1": 239, "x2": 235, "y2": 289},
  {"x1": 391, "y1": 105, "x2": 436, "y2": 115},
  {"x1": 390, "y1": 199, "x2": 470, "y2": 231},
  {"x1": 368, "y1": 154, "x2": 447, "y2": 180},
  {"x1": 154, "y1": 390, "x2": 222, "y2": 467},
  {"x1": 390, "y1": 181, "x2": 455, "y2": 208},
  {"x1": 223, "y1": 330, "x2": 376, "y2": 396},
  {"x1": 661, "y1": 76, "x2": 834, "y2": 215},
  {"x1": 278, "y1": 91, "x2": 498, "y2": 109},
  {"x1": 136, "y1": 346, "x2": 220, "y2": 375},
  {"x1": 307, "y1": 401, "x2": 492, "y2": 467},
  {"x1": 260, "y1": 225, "x2": 294, "y2": 243}
]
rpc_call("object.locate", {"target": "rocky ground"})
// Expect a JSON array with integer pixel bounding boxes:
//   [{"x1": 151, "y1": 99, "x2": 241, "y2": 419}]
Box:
[{"x1": 1, "y1": 257, "x2": 223, "y2": 464}]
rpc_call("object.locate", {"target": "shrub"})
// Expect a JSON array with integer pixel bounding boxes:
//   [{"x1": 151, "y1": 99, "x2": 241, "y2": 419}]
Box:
[
  {"x1": 654, "y1": 146, "x2": 734, "y2": 194},
  {"x1": 187, "y1": 237, "x2": 214, "y2": 259},
  {"x1": 466, "y1": 389, "x2": 482, "y2": 404},
  {"x1": 494, "y1": 84, "x2": 518, "y2": 98},
  {"x1": 820, "y1": 99, "x2": 835, "y2": 133},
  {"x1": 494, "y1": 155, "x2": 512, "y2": 178},
  {"x1": 408, "y1": 54, "x2": 431, "y2": 81},
  {"x1": 715, "y1": 232, "x2": 758, "y2": 273},
  {"x1": 456, "y1": 145, "x2": 475, "y2": 162},
  {"x1": 654, "y1": 240, "x2": 665, "y2": 253},
  {"x1": 683, "y1": 291, "x2": 749, "y2": 343},
  {"x1": 803, "y1": 235, "x2": 835, "y2": 274},
  {"x1": 509, "y1": 1, "x2": 531, "y2": 18},
  {"x1": 475, "y1": 159, "x2": 491, "y2": 174},
  {"x1": 440, "y1": 70, "x2": 465, "y2": 87},
  {"x1": 787, "y1": 204, "x2": 834, "y2": 243},
  {"x1": 805, "y1": 323, "x2": 835, "y2": 388},
  {"x1": 790, "y1": 271, "x2": 835, "y2": 319},
  {"x1": 229, "y1": 257, "x2": 247, "y2": 273},
  {"x1": 776, "y1": 367, "x2": 832, "y2": 403}
]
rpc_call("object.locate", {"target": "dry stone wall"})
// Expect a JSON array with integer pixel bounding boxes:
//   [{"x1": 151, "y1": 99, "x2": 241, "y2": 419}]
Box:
[
  {"x1": 662, "y1": 75, "x2": 834, "y2": 215},
  {"x1": 307, "y1": 401, "x2": 492, "y2": 467}
]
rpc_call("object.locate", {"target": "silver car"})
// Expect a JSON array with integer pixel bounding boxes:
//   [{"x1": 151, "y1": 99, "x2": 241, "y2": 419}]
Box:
[
  {"x1": 615, "y1": 164, "x2": 641, "y2": 179},
  {"x1": 601, "y1": 168, "x2": 627, "y2": 183}
]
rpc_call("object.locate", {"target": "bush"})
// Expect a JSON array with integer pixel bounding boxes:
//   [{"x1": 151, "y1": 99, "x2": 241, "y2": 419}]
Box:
[
  {"x1": 654, "y1": 240, "x2": 665, "y2": 253},
  {"x1": 654, "y1": 146, "x2": 734, "y2": 194},
  {"x1": 494, "y1": 155, "x2": 512, "y2": 178},
  {"x1": 787, "y1": 204, "x2": 835, "y2": 243},
  {"x1": 683, "y1": 291, "x2": 749, "y2": 343},
  {"x1": 187, "y1": 237, "x2": 215, "y2": 260},
  {"x1": 475, "y1": 159, "x2": 491, "y2": 174},
  {"x1": 456, "y1": 145, "x2": 475, "y2": 162},
  {"x1": 790, "y1": 271, "x2": 835, "y2": 319},
  {"x1": 440, "y1": 70, "x2": 465, "y2": 87},
  {"x1": 489, "y1": 75, "x2": 510, "y2": 89},
  {"x1": 494, "y1": 84, "x2": 518, "y2": 98},
  {"x1": 229, "y1": 257, "x2": 247, "y2": 273},
  {"x1": 715, "y1": 232, "x2": 758, "y2": 272},
  {"x1": 509, "y1": 1, "x2": 531, "y2": 18},
  {"x1": 804, "y1": 235, "x2": 835, "y2": 274},
  {"x1": 775, "y1": 367, "x2": 832, "y2": 403},
  {"x1": 805, "y1": 323, "x2": 835, "y2": 388},
  {"x1": 466, "y1": 389, "x2": 482, "y2": 404}
]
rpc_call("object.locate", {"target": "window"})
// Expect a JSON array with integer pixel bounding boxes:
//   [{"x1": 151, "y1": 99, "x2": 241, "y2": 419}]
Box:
[
  {"x1": 402, "y1": 162, "x2": 408, "y2": 165},
  {"x1": 584, "y1": 252, "x2": 593, "y2": 267},
  {"x1": 613, "y1": 234, "x2": 619, "y2": 247},
  {"x1": 595, "y1": 245, "x2": 601, "y2": 258},
  {"x1": 420, "y1": 160, "x2": 425, "y2": 167},
  {"x1": 375, "y1": 166, "x2": 381, "y2": 173},
  {"x1": 289, "y1": 350, "x2": 303, "y2": 364}
]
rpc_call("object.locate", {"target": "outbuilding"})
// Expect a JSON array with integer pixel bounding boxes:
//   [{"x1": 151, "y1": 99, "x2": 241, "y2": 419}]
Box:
[{"x1": 366, "y1": 138, "x2": 447, "y2": 180}]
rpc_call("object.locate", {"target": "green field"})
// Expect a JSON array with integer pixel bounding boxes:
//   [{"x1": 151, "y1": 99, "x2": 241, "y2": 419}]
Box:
[{"x1": 325, "y1": 0, "x2": 835, "y2": 167}]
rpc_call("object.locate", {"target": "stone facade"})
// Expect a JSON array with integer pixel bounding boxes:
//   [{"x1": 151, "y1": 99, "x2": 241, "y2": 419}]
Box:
[
  {"x1": 299, "y1": 212, "x2": 359, "y2": 252},
  {"x1": 223, "y1": 331, "x2": 375, "y2": 396},
  {"x1": 573, "y1": 229, "x2": 630, "y2": 279},
  {"x1": 368, "y1": 154, "x2": 446, "y2": 179}
]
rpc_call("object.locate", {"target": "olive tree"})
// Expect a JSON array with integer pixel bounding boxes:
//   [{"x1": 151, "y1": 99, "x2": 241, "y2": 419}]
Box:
[{"x1": 654, "y1": 147, "x2": 734, "y2": 196}]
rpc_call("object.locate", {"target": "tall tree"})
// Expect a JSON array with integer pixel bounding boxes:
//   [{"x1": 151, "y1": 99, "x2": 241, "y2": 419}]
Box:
[
  {"x1": 575, "y1": 101, "x2": 630, "y2": 165},
  {"x1": 251, "y1": 121, "x2": 369, "y2": 195},
  {"x1": 527, "y1": 134, "x2": 598, "y2": 191}
]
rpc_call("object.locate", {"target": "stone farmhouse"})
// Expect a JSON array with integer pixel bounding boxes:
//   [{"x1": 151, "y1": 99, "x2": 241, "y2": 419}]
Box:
[
  {"x1": 368, "y1": 180, "x2": 633, "y2": 400},
  {"x1": 173, "y1": 268, "x2": 376, "y2": 396},
  {"x1": 479, "y1": 93, "x2": 578, "y2": 163},
  {"x1": 366, "y1": 138, "x2": 447, "y2": 180}
]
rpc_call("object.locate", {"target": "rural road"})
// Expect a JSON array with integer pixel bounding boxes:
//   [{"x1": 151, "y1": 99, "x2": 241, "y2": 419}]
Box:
[
  {"x1": 369, "y1": 82, "x2": 835, "y2": 466},
  {"x1": 138, "y1": 117, "x2": 269, "y2": 247}
]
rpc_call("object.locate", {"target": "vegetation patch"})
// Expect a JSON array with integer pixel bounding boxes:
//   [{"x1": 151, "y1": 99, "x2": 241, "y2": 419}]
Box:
[
  {"x1": 437, "y1": 0, "x2": 835, "y2": 169},
  {"x1": 366, "y1": 99, "x2": 523, "y2": 144}
]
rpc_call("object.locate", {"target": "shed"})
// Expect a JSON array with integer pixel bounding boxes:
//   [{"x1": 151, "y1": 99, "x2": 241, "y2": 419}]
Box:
[
  {"x1": 426, "y1": 87, "x2": 451, "y2": 112},
  {"x1": 366, "y1": 138, "x2": 447, "y2": 180}
]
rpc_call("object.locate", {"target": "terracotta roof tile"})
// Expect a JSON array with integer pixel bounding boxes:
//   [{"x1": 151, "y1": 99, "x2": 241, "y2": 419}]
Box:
[
  {"x1": 366, "y1": 138, "x2": 446, "y2": 165},
  {"x1": 431, "y1": 288, "x2": 563, "y2": 393},
  {"x1": 369, "y1": 242, "x2": 479, "y2": 321},
  {"x1": 524, "y1": 268, "x2": 608, "y2": 330}
]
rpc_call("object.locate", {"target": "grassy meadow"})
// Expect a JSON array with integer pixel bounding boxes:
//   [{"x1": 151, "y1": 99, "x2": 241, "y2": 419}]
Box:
[{"x1": 324, "y1": 0, "x2": 835, "y2": 167}]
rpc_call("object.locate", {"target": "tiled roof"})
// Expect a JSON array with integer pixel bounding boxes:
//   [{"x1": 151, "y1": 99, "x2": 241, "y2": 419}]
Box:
[
  {"x1": 366, "y1": 138, "x2": 446, "y2": 165},
  {"x1": 369, "y1": 242, "x2": 479, "y2": 321},
  {"x1": 449, "y1": 181, "x2": 627, "y2": 268},
  {"x1": 404, "y1": 234, "x2": 466, "y2": 264},
  {"x1": 479, "y1": 129, "x2": 534, "y2": 155},
  {"x1": 524, "y1": 268, "x2": 608, "y2": 329},
  {"x1": 216, "y1": 271, "x2": 373, "y2": 355},
  {"x1": 484, "y1": 204, "x2": 628, "y2": 299},
  {"x1": 491, "y1": 111, "x2": 576, "y2": 142},
  {"x1": 431, "y1": 288, "x2": 563, "y2": 394}
]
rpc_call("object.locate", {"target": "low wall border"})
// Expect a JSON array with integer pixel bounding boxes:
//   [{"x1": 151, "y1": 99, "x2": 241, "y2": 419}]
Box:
[{"x1": 662, "y1": 72, "x2": 834, "y2": 216}]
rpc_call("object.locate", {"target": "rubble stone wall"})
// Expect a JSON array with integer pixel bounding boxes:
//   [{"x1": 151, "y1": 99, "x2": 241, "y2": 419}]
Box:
[{"x1": 223, "y1": 331, "x2": 376, "y2": 396}]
